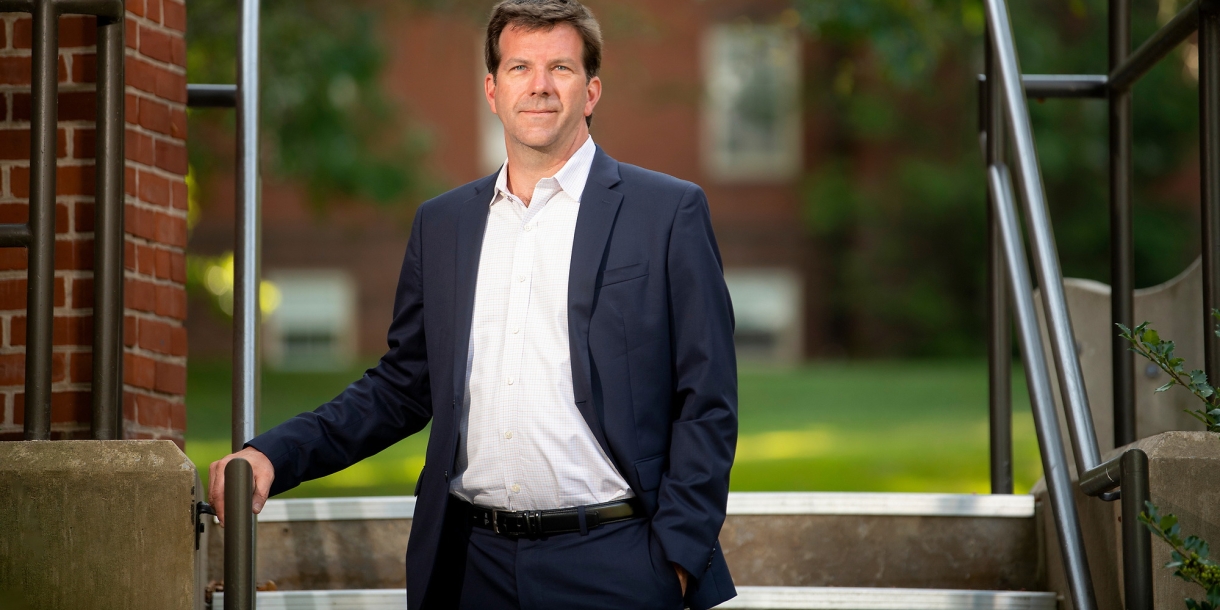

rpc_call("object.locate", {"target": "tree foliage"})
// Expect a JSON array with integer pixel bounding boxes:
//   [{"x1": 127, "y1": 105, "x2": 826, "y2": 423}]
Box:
[
  {"x1": 795, "y1": 0, "x2": 1200, "y2": 356},
  {"x1": 186, "y1": 0, "x2": 430, "y2": 209}
]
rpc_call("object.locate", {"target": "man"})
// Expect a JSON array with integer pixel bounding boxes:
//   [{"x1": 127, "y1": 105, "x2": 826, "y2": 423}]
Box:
[{"x1": 208, "y1": 1, "x2": 738, "y2": 608}]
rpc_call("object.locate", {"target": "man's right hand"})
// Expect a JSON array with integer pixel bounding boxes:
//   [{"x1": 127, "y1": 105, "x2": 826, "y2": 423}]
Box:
[{"x1": 208, "y1": 447, "x2": 275, "y2": 528}]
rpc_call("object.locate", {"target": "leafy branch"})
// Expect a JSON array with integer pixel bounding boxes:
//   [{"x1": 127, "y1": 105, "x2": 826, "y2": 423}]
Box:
[
  {"x1": 1116, "y1": 311, "x2": 1220, "y2": 433},
  {"x1": 1140, "y1": 502, "x2": 1220, "y2": 610}
]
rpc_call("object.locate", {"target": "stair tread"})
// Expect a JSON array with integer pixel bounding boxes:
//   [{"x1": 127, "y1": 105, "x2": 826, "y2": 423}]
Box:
[{"x1": 214, "y1": 586, "x2": 1058, "y2": 609}]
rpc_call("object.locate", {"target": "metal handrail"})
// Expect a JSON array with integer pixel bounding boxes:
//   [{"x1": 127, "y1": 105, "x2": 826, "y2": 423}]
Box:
[{"x1": 0, "y1": 0, "x2": 125, "y2": 441}]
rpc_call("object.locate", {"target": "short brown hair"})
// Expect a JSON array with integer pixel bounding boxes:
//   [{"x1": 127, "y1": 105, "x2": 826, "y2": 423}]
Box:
[{"x1": 484, "y1": 0, "x2": 603, "y2": 80}]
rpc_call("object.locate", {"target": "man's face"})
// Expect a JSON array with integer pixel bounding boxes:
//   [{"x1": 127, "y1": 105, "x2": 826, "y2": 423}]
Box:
[{"x1": 485, "y1": 23, "x2": 600, "y2": 153}]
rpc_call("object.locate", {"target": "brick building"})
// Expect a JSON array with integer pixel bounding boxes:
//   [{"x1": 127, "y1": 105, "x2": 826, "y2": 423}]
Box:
[
  {"x1": 0, "y1": 1, "x2": 190, "y2": 445},
  {"x1": 188, "y1": 0, "x2": 819, "y2": 369}
]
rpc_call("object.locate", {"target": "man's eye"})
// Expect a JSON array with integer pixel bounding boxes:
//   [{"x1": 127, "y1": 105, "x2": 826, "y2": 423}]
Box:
[
  {"x1": 511, "y1": 65, "x2": 526, "y2": 71},
  {"x1": 555, "y1": 66, "x2": 570, "y2": 71}
]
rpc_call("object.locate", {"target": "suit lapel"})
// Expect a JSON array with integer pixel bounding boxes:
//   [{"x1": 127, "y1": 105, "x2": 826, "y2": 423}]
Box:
[
  {"x1": 568, "y1": 148, "x2": 623, "y2": 454},
  {"x1": 452, "y1": 175, "x2": 496, "y2": 405}
]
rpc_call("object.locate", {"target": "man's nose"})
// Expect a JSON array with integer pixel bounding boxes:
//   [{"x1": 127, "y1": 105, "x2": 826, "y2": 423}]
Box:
[{"x1": 529, "y1": 69, "x2": 555, "y2": 95}]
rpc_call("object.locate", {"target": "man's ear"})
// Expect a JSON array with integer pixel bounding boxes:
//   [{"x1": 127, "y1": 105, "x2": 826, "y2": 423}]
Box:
[
  {"x1": 484, "y1": 72, "x2": 498, "y2": 116},
  {"x1": 584, "y1": 75, "x2": 601, "y2": 120}
]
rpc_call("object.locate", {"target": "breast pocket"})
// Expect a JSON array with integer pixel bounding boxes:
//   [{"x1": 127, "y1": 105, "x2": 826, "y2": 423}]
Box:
[{"x1": 600, "y1": 261, "x2": 649, "y2": 287}]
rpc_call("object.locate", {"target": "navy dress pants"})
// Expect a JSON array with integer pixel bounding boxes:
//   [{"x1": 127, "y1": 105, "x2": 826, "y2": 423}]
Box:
[{"x1": 421, "y1": 497, "x2": 685, "y2": 610}]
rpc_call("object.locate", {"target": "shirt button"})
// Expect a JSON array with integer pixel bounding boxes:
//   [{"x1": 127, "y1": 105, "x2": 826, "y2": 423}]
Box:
[
  {"x1": 511, "y1": 484, "x2": 521, "y2": 493},
  {"x1": 524, "y1": 224, "x2": 533, "y2": 232},
  {"x1": 516, "y1": 274, "x2": 525, "y2": 282},
  {"x1": 504, "y1": 431, "x2": 513, "y2": 439},
  {"x1": 512, "y1": 327, "x2": 520, "y2": 334},
  {"x1": 506, "y1": 376, "x2": 515, "y2": 385}
]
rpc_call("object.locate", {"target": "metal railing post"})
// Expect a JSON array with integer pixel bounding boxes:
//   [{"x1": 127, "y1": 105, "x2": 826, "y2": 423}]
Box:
[
  {"x1": 1120, "y1": 450, "x2": 1153, "y2": 609},
  {"x1": 22, "y1": 0, "x2": 58, "y2": 440},
  {"x1": 1110, "y1": 0, "x2": 1136, "y2": 449},
  {"x1": 224, "y1": 458, "x2": 256, "y2": 610},
  {"x1": 91, "y1": 6, "x2": 126, "y2": 440},
  {"x1": 985, "y1": 32, "x2": 1014, "y2": 495},
  {"x1": 233, "y1": 0, "x2": 261, "y2": 454},
  {"x1": 1202, "y1": 0, "x2": 1220, "y2": 386}
]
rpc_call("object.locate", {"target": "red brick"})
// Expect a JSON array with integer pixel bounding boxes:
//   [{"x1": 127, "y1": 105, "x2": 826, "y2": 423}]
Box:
[
  {"x1": 136, "y1": 392, "x2": 171, "y2": 427},
  {"x1": 49, "y1": 391, "x2": 90, "y2": 424},
  {"x1": 125, "y1": 18, "x2": 137, "y2": 50},
  {"x1": 54, "y1": 202, "x2": 69, "y2": 233},
  {"x1": 69, "y1": 52, "x2": 96, "y2": 84},
  {"x1": 9, "y1": 165, "x2": 96, "y2": 198},
  {"x1": 154, "y1": 139, "x2": 186, "y2": 174},
  {"x1": 54, "y1": 238, "x2": 93, "y2": 270},
  {"x1": 0, "y1": 128, "x2": 67, "y2": 160},
  {"x1": 0, "y1": 94, "x2": 8, "y2": 122},
  {"x1": 124, "y1": 353, "x2": 156, "y2": 390},
  {"x1": 170, "y1": 324, "x2": 186, "y2": 356},
  {"x1": 0, "y1": 203, "x2": 25, "y2": 224},
  {"x1": 154, "y1": 360, "x2": 184, "y2": 394},
  {"x1": 162, "y1": 0, "x2": 184, "y2": 30},
  {"x1": 0, "y1": 277, "x2": 65, "y2": 310},
  {"x1": 13, "y1": 90, "x2": 96, "y2": 122},
  {"x1": 154, "y1": 248, "x2": 170, "y2": 280},
  {"x1": 0, "y1": 56, "x2": 32, "y2": 86},
  {"x1": 137, "y1": 169, "x2": 170, "y2": 207},
  {"x1": 170, "y1": 36, "x2": 186, "y2": 68},
  {"x1": 127, "y1": 129, "x2": 155, "y2": 166},
  {"x1": 135, "y1": 243, "x2": 155, "y2": 275},
  {"x1": 69, "y1": 351, "x2": 91, "y2": 383},
  {"x1": 126, "y1": 0, "x2": 145, "y2": 18},
  {"x1": 13, "y1": 17, "x2": 97, "y2": 50},
  {"x1": 154, "y1": 284, "x2": 185, "y2": 319},
  {"x1": 137, "y1": 97, "x2": 171, "y2": 134},
  {"x1": 0, "y1": 249, "x2": 28, "y2": 271},
  {"x1": 122, "y1": 390, "x2": 136, "y2": 420},
  {"x1": 169, "y1": 108, "x2": 186, "y2": 140},
  {"x1": 154, "y1": 212, "x2": 187, "y2": 248},
  {"x1": 73, "y1": 128, "x2": 95, "y2": 159},
  {"x1": 11, "y1": 315, "x2": 92, "y2": 346},
  {"x1": 75, "y1": 199, "x2": 95, "y2": 232},
  {"x1": 169, "y1": 401, "x2": 185, "y2": 431},
  {"x1": 170, "y1": 177, "x2": 187, "y2": 211},
  {"x1": 146, "y1": 0, "x2": 161, "y2": 24},
  {"x1": 0, "y1": 18, "x2": 6, "y2": 48},
  {"x1": 153, "y1": 65, "x2": 187, "y2": 105},
  {"x1": 169, "y1": 251, "x2": 185, "y2": 283},
  {"x1": 124, "y1": 166, "x2": 137, "y2": 197},
  {"x1": 137, "y1": 317, "x2": 172, "y2": 353},
  {"x1": 124, "y1": 277, "x2": 156, "y2": 313},
  {"x1": 138, "y1": 26, "x2": 172, "y2": 64},
  {"x1": 0, "y1": 353, "x2": 24, "y2": 385},
  {"x1": 123, "y1": 240, "x2": 135, "y2": 271},
  {"x1": 124, "y1": 314, "x2": 136, "y2": 347},
  {"x1": 71, "y1": 277, "x2": 92, "y2": 309},
  {"x1": 124, "y1": 205, "x2": 155, "y2": 241},
  {"x1": 125, "y1": 56, "x2": 154, "y2": 96},
  {"x1": 125, "y1": 92, "x2": 138, "y2": 125}
]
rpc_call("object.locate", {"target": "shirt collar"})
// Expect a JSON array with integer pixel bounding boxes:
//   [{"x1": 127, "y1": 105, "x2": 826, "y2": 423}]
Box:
[{"x1": 492, "y1": 136, "x2": 597, "y2": 205}]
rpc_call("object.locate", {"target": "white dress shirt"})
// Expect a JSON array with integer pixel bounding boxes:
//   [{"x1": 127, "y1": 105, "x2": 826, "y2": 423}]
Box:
[{"x1": 450, "y1": 136, "x2": 633, "y2": 511}]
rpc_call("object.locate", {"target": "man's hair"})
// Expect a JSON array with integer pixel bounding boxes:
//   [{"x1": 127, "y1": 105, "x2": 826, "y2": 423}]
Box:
[{"x1": 485, "y1": 0, "x2": 603, "y2": 82}]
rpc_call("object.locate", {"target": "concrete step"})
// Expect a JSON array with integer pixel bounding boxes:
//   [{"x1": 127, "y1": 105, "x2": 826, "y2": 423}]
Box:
[
  {"x1": 212, "y1": 586, "x2": 1059, "y2": 609},
  {"x1": 204, "y1": 492, "x2": 1042, "y2": 592}
]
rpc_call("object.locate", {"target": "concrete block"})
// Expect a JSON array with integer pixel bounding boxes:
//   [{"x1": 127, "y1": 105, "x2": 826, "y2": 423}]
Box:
[
  {"x1": 1035, "y1": 431, "x2": 1220, "y2": 610},
  {"x1": 0, "y1": 440, "x2": 201, "y2": 610},
  {"x1": 207, "y1": 508, "x2": 1040, "y2": 592},
  {"x1": 1035, "y1": 258, "x2": 1204, "y2": 451}
]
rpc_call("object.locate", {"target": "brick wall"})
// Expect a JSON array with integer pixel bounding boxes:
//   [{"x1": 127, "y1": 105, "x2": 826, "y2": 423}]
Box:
[{"x1": 0, "y1": 1, "x2": 188, "y2": 446}]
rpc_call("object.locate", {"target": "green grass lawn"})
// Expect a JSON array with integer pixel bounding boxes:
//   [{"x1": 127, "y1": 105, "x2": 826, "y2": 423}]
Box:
[{"x1": 186, "y1": 359, "x2": 1044, "y2": 499}]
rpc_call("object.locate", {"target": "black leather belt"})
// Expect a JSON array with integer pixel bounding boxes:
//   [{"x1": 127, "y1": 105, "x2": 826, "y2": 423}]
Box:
[{"x1": 459, "y1": 496, "x2": 643, "y2": 537}]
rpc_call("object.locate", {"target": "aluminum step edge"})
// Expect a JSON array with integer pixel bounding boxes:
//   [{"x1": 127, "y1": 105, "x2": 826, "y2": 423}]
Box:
[
  {"x1": 253, "y1": 492, "x2": 1035, "y2": 523},
  {"x1": 213, "y1": 586, "x2": 1059, "y2": 610}
]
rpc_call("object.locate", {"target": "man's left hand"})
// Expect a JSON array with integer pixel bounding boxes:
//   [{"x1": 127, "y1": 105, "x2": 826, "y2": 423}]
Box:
[{"x1": 673, "y1": 563, "x2": 689, "y2": 596}]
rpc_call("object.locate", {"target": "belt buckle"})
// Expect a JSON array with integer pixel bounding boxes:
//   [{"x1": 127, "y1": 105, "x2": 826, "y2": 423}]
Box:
[{"x1": 492, "y1": 508, "x2": 500, "y2": 535}]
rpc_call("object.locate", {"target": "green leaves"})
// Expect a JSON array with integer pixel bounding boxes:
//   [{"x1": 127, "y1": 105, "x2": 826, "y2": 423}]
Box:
[
  {"x1": 1142, "y1": 501, "x2": 1220, "y2": 609},
  {"x1": 1116, "y1": 320, "x2": 1220, "y2": 433}
]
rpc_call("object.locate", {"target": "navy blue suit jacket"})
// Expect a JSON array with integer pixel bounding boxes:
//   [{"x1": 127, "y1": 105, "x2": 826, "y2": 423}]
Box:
[{"x1": 247, "y1": 147, "x2": 739, "y2": 610}]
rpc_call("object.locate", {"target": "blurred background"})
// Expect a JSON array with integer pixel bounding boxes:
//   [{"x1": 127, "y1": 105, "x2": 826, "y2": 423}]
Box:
[{"x1": 182, "y1": 0, "x2": 1202, "y2": 498}]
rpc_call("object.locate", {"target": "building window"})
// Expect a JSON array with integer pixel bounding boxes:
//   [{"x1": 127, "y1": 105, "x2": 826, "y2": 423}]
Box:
[
  {"x1": 724, "y1": 268, "x2": 803, "y2": 363},
  {"x1": 702, "y1": 23, "x2": 802, "y2": 182},
  {"x1": 264, "y1": 270, "x2": 357, "y2": 371}
]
